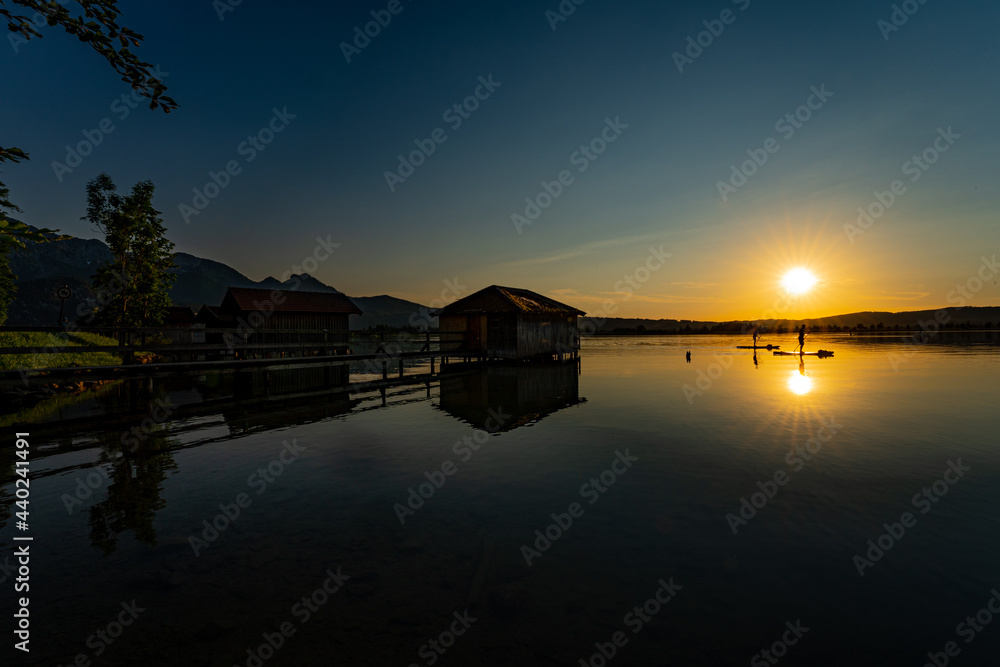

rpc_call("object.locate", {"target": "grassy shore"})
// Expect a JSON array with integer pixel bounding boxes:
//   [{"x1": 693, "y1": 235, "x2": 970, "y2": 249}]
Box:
[{"x1": 0, "y1": 331, "x2": 125, "y2": 371}]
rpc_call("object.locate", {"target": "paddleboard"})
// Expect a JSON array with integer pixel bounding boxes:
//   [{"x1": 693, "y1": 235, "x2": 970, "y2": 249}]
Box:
[{"x1": 773, "y1": 350, "x2": 834, "y2": 357}]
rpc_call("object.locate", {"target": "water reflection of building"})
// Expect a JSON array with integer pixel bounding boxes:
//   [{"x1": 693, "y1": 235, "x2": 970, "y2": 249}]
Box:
[
  {"x1": 229, "y1": 366, "x2": 350, "y2": 398},
  {"x1": 221, "y1": 388, "x2": 359, "y2": 436},
  {"x1": 437, "y1": 364, "x2": 584, "y2": 431},
  {"x1": 191, "y1": 369, "x2": 361, "y2": 436}
]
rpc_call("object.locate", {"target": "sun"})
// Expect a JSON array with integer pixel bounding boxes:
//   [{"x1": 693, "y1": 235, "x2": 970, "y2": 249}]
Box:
[{"x1": 781, "y1": 268, "x2": 818, "y2": 295}]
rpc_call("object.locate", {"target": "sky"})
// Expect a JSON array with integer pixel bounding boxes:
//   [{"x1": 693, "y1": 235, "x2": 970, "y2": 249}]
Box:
[{"x1": 1, "y1": 0, "x2": 998, "y2": 320}]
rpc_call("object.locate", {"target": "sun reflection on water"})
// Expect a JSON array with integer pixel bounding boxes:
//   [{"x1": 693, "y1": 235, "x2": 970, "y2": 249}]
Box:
[{"x1": 787, "y1": 371, "x2": 813, "y2": 395}]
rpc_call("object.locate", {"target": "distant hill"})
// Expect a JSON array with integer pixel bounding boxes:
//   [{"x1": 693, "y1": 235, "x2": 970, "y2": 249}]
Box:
[
  {"x1": 7, "y1": 224, "x2": 996, "y2": 332},
  {"x1": 4, "y1": 226, "x2": 433, "y2": 329},
  {"x1": 582, "y1": 307, "x2": 1000, "y2": 333}
]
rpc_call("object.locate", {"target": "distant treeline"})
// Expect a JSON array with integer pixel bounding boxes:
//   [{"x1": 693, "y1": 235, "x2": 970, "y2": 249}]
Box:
[
  {"x1": 592, "y1": 321, "x2": 999, "y2": 335},
  {"x1": 581, "y1": 307, "x2": 1000, "y2": 335}
]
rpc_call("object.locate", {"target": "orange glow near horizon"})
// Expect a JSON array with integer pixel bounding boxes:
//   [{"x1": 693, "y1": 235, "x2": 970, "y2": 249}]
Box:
[
  {"x1": 478, "y1": 206, "x2": 991, "y2": 322},
  {"x1": 703, "y1": 209, "x2": 865, "y2": 321}
]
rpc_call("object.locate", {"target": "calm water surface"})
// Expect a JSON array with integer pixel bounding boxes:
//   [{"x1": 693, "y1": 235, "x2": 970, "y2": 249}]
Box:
[{"x1": 2, "y1": 333, "x2": 999, "y2": 666}]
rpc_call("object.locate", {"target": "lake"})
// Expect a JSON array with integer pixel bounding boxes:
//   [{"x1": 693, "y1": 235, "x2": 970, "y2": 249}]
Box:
[{"x1": 2, "y1": 332, "x2": 999, "y2": 666}]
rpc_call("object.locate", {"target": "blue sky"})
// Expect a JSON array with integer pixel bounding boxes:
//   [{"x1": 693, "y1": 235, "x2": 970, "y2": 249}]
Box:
[{"x1": 2, "y1": 0, "x2": 998, "y2": 318}]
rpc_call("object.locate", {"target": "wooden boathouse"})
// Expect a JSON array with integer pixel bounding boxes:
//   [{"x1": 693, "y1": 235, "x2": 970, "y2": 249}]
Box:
[
  {"x1": 432, "y1": 285, "x2": 583, "y2": 362},
  {"x1": 200, "y1": 287, "x2": 362, "y2": 358}
]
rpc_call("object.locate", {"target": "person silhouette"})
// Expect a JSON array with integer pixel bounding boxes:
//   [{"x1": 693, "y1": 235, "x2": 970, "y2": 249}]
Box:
[{"x1": 797, "y1": 324, "x2": 806, "y2": 354}]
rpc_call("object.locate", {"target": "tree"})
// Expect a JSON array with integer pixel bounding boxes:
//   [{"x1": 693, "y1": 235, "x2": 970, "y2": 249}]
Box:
[
  {"x1": 0, "y1": 180, "x2": 20, "y2": 323},
  {"x1": 1, "y1": 0, "x2": 175, "y2": 243},
  {"x1": 85, "y1": 173, "x2": 175, "y2": 333},
  {"x1": 0, "y1": 236, "x2": 14, "y2": 325},
  {"x1": 0, "y1": 146, "x2": 66, "y2": 242}
]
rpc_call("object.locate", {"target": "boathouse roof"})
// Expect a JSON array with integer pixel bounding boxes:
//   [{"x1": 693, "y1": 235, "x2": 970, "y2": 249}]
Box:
[
  {"x1": 195, "y1": 305, "x2": 234, "y2": 325},
  {"x1": 163, "y1": 306, "x2": 197, "y2": 326},
  {"x1": 431, "y1": 285, "x2": 585, "y2": 317},
  {"x1": 222, "y1": 287, "x2": 362, "y2": 315}
]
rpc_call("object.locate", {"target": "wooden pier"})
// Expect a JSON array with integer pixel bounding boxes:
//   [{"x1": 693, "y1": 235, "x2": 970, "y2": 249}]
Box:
[{"x1": 0, "y1": 326, "x2": 580, "y2": 388}]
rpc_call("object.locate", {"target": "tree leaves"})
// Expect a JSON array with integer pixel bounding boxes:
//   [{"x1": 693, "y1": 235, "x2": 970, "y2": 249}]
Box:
[
  {"x1": 1, "y1": 1, "x2": 177, "y2": 244},
  {"x1": 85, "y1": 173, "x2": 176, "y2": 329},
  {"x1": 1, "y1": 1, "x2": 176, "y2": 111}
]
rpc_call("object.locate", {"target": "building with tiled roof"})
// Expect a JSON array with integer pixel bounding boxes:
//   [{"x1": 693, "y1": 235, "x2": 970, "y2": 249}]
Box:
[
  {"x1": 198, "y1": 287, "x2": 363, "y2": 359},
  {"x1": 221, "y1": 287, "x2": 361, "y2": 316},
  {"x1": 431, "y1": 285, "x2": 582, "y2": 361}
]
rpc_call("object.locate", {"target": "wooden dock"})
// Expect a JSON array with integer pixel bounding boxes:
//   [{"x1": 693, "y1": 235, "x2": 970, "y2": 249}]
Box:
[{"x1": 0, "y1": 326, "x2": 580, "y2": 387}]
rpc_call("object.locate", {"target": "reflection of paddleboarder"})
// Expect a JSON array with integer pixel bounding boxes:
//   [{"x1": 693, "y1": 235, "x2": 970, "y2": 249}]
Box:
[{"x1": 797, "y1": 325, "x2": 806, "y2": 354}]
